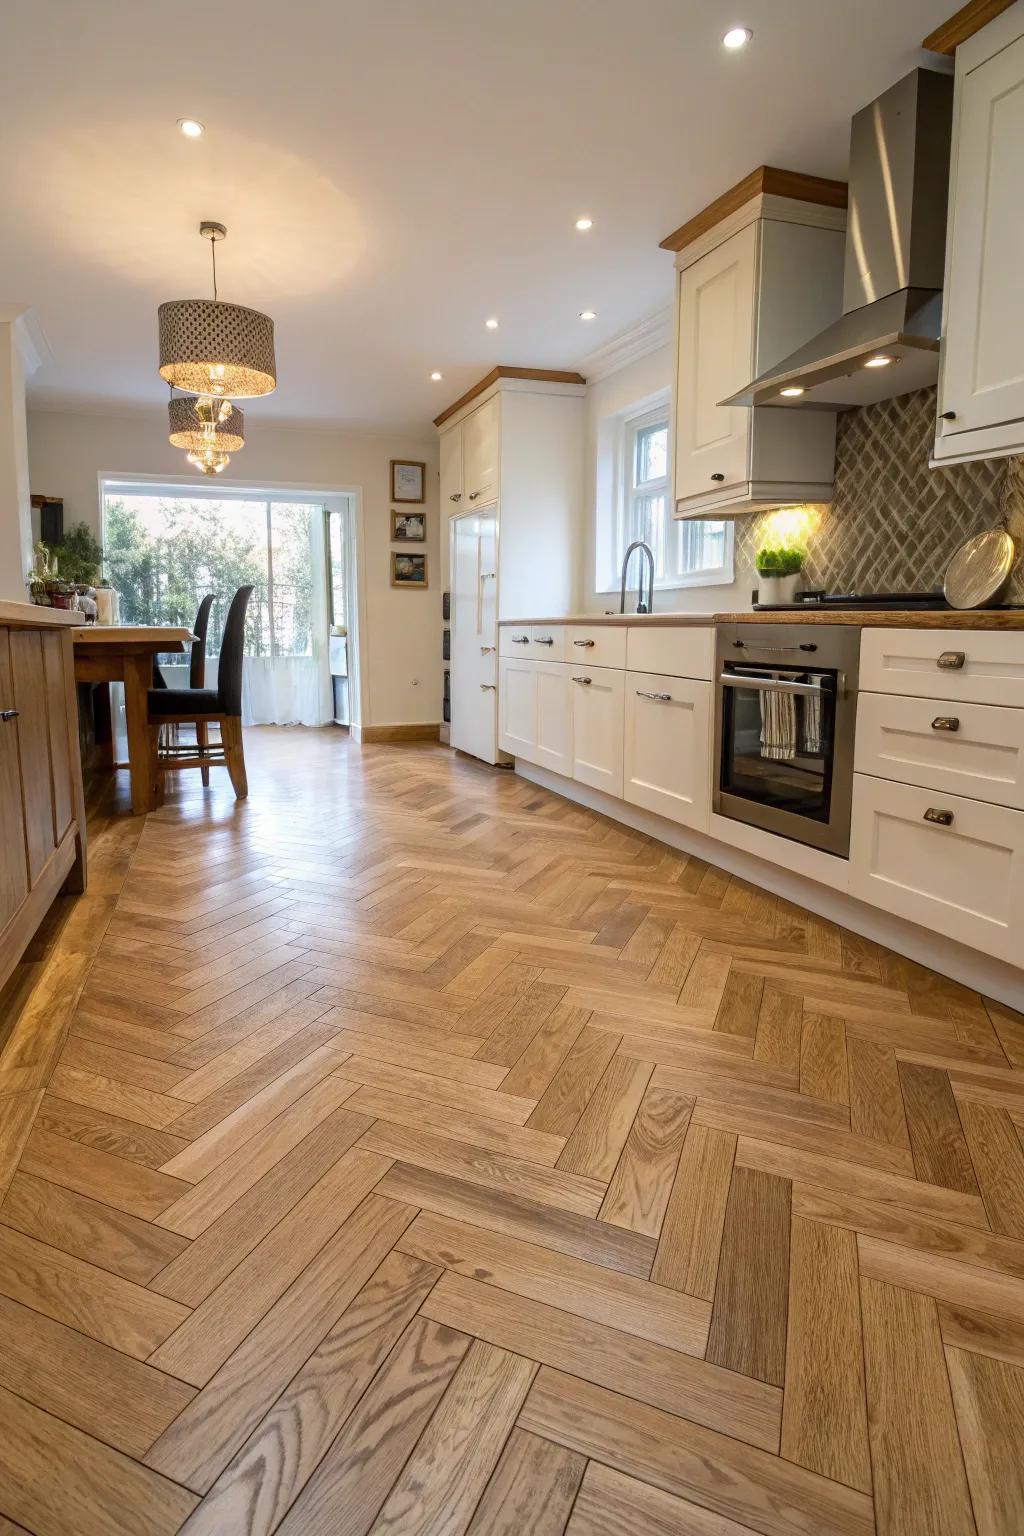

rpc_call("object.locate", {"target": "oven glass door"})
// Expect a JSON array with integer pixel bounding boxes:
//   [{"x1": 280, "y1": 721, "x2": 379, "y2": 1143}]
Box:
[{"x1": 720, "y1": 667, "x2": 838, "y2": 825}]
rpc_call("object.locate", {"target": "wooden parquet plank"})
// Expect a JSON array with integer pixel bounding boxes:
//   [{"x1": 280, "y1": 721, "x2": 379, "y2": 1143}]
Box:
[
  {"x1": 556, "y1": 1054, "x2": 653, "y2": 1180},
  {"x1": 519, "y1": 1368, "x2": 874, "y2": 1536},
  {"x1": 0, "y1": 1381, "x2": 198, "y2": 1536},
  {"x1": 781, "y1": 1216, "x2": 871, "y2": 1492},
  {"x1": 348, "y1": 1084, "x2": 565, "y2": 1164},
  {"x1": 527, "y1": 1025, "x2": 620, "y2": 1136},
  {"x1": 422, "y1": 1269, "x2": 779, "y2": 1450},
  {"x1": 498, "y1": 1000, "x2": 590, "y2": 1099},
  {"x1": 706, "y1": 1166, "x2": 791, "y2": 1389},
  {"x1": 898, "y1": 1060, "x2": 984, "y2": 1195},
  {"x1": 397, "y1": 1210, "x2": 710, "y2": 1353},
  {"x1": 598, "y1": 1084, "x2": 693, "y2": 1236},
  {"x1": 276, "y1": 1317, "x2": 472, "y2": 1536},
  {"x1": 466, "y1": 1427, "x2": 585, "y2": 1536},
  {"x1": 847, "y1": 1037, "x2": 911, "y2": 1149},
  {"x1": 860, "y1": 1236, "x2": 1024, "y2": 1325},
  {"x1": 946, "y1": 1348, "x2": 1024, "y2": 1536},
  {"x1": 958, "y1": 1099, "x2": 1024, "y2": 1238},
  {"x1": 566, "y1": 1461, "x2": 759, "y2": 1536},
  {"x1": 940, "y1": 1305, "x2": 1024, "y2": 1369},
  {"x1": 799, "y1": 1013, "x2": 849, "y2": 1106},
  {"x1": 860, "y1": 1278, "x2": 975, "y2": 1536},
  {"x1": 34, "y1": 1095, "x2": 189, "y2": 1169},
  {"x1": 652, "y1": 1122, "x2": 736, "y2": 1299}
]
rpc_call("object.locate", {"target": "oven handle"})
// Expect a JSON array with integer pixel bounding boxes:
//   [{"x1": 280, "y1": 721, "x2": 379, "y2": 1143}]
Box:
[{"x1": 719, "y1": 672, "x2": 838, "y2": 698}]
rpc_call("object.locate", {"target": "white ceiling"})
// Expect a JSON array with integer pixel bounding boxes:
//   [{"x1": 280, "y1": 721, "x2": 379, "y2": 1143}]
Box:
[{"x1": 1, "y1": 0, "x2": 953, "y2": 434}]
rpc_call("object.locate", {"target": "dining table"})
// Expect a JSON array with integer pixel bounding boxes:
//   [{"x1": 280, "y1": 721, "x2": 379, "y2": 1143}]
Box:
[{"x1": 72, "y1": 624, "x2": 194, "y2": 815}]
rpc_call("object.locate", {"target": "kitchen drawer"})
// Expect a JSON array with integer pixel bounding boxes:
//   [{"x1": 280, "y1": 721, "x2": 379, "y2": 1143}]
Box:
[
  {"x1": 530, "y1": 624, "x2": 567, "y2": 662},
  {"x1": 564, "y1": 625, "x2": 627, "y2": 670},
  {"x1": 499, "y1": 626, "x2": 534, "y2": 659},
  {"x1": 625, "y1": 626, "x2": 714, "y2": 680},
  {"x1": 849, "y1": 773, "x2": 1024, "y2": 966},
  {"x1": 857, "y1": 692, "x2": 1024, "y2": 811},
  {"x1": 623, "y1": 673, "x2": 711, "y2": 829},
  {"x1": 859, "y1": 629, "x2": 1024, "y2": 709}
]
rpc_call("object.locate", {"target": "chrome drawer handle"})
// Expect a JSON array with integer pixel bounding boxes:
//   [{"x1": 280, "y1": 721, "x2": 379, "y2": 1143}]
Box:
[
  {"x1": 511, "y1": 635, "x2": 529, "y2": 644},
  {"x1": 923, "y1": 807, "x2": 954, "y2": 827},
  {"x1": 0, "y1": 708, "x2": 19, "y2": 722},
  {"x1": 636, "y1": 690, "x2": 671, "y2": 701},
  {"x1": 480, "y1": 683, "x2": 496, "y2": 691},
  {"x1": 534, "y1": 636, "x2": 554, "y2": 646},
  {"x1": 937, "y1": 651, "x2": 966, "y2": 670},
  {"x1": 573, "y1": 639, "x2": 596, "y2": 647},
  {"x1": 931, "y1": 716, "x2": 960, "y2": 732},
  {"x1": 572, "y1": 675, "x2": 592, "y2": 685},
  {"x1": 480, "y1": 572, "x2": 495, "y2": 580}
]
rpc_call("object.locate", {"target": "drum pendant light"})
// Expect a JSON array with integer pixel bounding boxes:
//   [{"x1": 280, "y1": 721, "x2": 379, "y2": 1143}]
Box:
[
  {"x1": 158, "y1": 222, "x2": 276, "y2": 399},
  {"x1": 168, "y1": 393, "x2": 245, "y2": 475}
]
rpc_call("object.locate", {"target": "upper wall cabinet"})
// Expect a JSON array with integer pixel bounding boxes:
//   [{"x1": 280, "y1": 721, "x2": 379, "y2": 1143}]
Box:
[
  {"x1": 439, "y1": 420, "x2": 464, "y2": 509},
  {"x1": 934, "y1": 4, "x2": 1024, "y2": 465},
  {"x1": 663, "y1": 170, "x2": 847, "y2": 518},
  {"x1": 462, "y1": 394, "x2": 500, "y2": 506}
]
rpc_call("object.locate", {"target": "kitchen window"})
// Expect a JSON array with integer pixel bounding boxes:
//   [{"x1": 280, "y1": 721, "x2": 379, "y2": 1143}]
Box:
[{"x1": 608, "y1": 405, "x2": 733, "y2": 591}]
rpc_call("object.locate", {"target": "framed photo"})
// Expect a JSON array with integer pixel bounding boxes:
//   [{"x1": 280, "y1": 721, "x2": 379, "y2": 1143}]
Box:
[
  {"x1": 391, "y1": 551, "x2": 428, "y2": 588},
  {"x1": 390, "y1": 459, "x2": 425, "y2": 503},
  {"x1": 391, "y1": 510, "x2": 426, "y2": 542}
]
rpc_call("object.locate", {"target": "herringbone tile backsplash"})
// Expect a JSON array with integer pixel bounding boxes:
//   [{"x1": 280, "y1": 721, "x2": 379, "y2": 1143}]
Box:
[{"x1": 736, "y1": 387, "x2": 1024, "y2": 601}]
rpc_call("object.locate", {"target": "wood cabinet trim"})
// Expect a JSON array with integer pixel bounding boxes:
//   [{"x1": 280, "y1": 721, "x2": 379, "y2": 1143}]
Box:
[
  {"x1": 434, "y1": 367, "x2": 587, "y2": 428},
  {"x1": 659, "y1": 167, "x2": 848, "y2": 254},
  {"x1": 922, "y1": 0, "x2": 1016, "y2": 53}
]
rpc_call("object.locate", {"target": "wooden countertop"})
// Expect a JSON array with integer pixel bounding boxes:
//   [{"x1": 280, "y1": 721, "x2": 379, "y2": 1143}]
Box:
[
  {"x1": 73, "y1": 625, "x2": 194, "y2": 648},
  {"x1": 500, "y1": 609, "x2": 1024, "y2": 631},
  {"x1": 0, "y1": 600, "x2": 83, "y2": 630}
]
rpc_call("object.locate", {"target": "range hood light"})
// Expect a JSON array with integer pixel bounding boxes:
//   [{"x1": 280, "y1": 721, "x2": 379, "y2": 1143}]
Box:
[
  {"x1": 780, "y1": 386, "x2": 805, "y2": 397},
  {"x1": 864, "y1": 355, "x2": 895, "y2": 368}
]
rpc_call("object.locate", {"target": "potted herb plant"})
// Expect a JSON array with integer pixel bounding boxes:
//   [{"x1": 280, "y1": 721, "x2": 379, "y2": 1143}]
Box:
[{"x1": 755, "y1": 540, "x2": 806, "y2": 606}]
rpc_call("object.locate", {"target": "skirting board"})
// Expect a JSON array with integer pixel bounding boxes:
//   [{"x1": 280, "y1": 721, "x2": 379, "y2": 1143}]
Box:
[
  {"x1": 351, "y1": 723, "x2": 440, "y2": 744},
  {"x1": 515, "y1": 761, "x2": 1024, "y2": 1011}
]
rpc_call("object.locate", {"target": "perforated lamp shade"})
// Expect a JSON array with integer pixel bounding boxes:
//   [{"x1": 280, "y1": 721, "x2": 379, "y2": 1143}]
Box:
[
  {"x1": 168, "y1": 395, "x2": 245, "y2": 453},
  {"x1": 158, "y1": 299, "x2": 276, "y2": 398}
]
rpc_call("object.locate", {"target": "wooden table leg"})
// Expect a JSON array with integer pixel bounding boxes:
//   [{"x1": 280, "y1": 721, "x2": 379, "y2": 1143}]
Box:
[
  {"x1": 92, "y1": 681, "x2": 114, "y2": 769},
  {"x1": 122, "y1": 654, "x2": 157, "y2": 815}
]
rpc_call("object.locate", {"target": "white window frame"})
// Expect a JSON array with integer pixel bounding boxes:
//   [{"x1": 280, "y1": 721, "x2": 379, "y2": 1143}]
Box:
[{"x1": 597, "y1": 399, "x2": 734, "y2": 594}]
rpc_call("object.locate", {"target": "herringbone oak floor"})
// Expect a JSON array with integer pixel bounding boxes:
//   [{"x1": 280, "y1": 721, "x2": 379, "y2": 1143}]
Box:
[{"x1": 1, "y1": 727, "x2": 1023, "y2": 1535}]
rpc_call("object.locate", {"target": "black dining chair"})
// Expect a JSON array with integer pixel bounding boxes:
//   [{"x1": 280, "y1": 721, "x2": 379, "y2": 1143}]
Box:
[
  {"x1": 151, "y1": 593, "x2": 217, "y2": 780},
  {"x1": 146, "y1": 585, "x2": 253, "y2": 800}
]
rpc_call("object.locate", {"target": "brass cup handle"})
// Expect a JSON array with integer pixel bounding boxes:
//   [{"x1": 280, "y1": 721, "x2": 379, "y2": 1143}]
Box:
[
  {"x1": 636, "y1": 691, "x2": 672, "y2": 701},
  {"x1": 572, "y1": 675, "x2": 593, "y2": 685},
  {"x1": 937, "y1": 651, "x2": 966, "y2": 670},
  {"x1": 923, "y1": 807, "x2": 954, "y2": 827},
  {"x1": 931, "y1": 716, "x2": 960, "y2": 732},
  {"x1": 0, "y1": 708, "x2": 19, "y2": 722},
  {"x1": 573, "y1": 639, "x2": 596, "y2": 647}
]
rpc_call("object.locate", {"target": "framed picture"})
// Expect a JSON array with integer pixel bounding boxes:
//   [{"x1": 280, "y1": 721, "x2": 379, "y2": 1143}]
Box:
[
  {"x1": 390, "y1": 459, "x2": 425, "y2": 503},
  {"x1": 391, "y1": 510, "x2": 426, "y2": 542},
  {"x1": 391, "y1": 551, "x2": 428, "y2": 587}
]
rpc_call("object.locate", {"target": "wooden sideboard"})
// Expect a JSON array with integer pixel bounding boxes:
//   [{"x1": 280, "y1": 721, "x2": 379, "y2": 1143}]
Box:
[{"x1": 0, "y1": 601, "x2": 87, "y2": 994}]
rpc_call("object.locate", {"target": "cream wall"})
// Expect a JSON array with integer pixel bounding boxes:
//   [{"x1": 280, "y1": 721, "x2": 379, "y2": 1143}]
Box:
[
  {"x1": 26, "y1": 407, "x2": 441, "y2": 727},
  {"x1": 580, "y1": 341, "x2": 751, "y2": 615}
]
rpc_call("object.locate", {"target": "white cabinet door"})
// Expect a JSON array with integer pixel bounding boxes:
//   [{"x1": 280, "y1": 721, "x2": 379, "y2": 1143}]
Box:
[
  {"x1": 439, "y1": 423, "x2": 464, "y2": 511},
  {"x1": 571, "y1": 666, "x2": 625, "y2": 797},
  {"x1": 849, "y1": 773, "x2": 1024, "y2": 966},
  {"x1": 534, "y1": 661, "x2": 573, "y2": 775},
  {"x1": 937, "y1": 19, "x2": 1024, "y2": 453},
  {"x1": 498, "y1": 656, "x2": 537, "y2": 759},
  {"x1": 623, "y1": 673, "x2": 711, "y2": 829},
  {"x1": 451, "y1": 508, "x2": 499, "y2": 764},
  {"x1": 674, "y1": 221, "x2": 756, "y2": 503},
  {"x1": 463, "y1": 395, "x2": 500, "y2": 506}
]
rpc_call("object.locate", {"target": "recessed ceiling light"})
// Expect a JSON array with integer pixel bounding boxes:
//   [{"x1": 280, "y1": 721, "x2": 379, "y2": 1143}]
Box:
[
  {"x1": 864, "y1": 354, "x2": 894, "y2": 367},
  {"x1": 575, "y1": 216, "x2": 593, "y2": 231},
  {"x1": 430, "y1": 371, "x2": 442, "y2": 381},
  {"x1": 579, "y1": 310, "x2": 597, "y2": 321},
  {"x1": 177, "y1": 118, "x2": 205, "y2": 138},
  {"x1": 780, "y1": 386, "x2": 805, "y2": 397},
  {"x1": 485, "y1": 317, "x2": 499, "y2": 329},
  {"x1": 722, "y1": 26, "x2": 752, "y2": 49}
]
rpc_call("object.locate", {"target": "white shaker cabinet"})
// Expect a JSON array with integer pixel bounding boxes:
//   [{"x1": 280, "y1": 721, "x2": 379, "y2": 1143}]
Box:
[
  {"x1": 439, "y1": 421, "x2": 464, "y2": 510},
  {"x1": 623, "y1": 673, "x2": 712, "y2": 830},
  {"x1": 462, "y1": 394, "x2": 500, "y2": 506},
  {"x1": 934, "y1": 3, "x2": 1024, "y2": 464},
  {"x1": 498, "y1": 654, "x2": 537, "y2": 759},
  {"x1": 534, "y1": 661, "x2": 573, "y2": 775},
  {"x1": 570, "y1": 666, "x2": 625, "y2": 797}
]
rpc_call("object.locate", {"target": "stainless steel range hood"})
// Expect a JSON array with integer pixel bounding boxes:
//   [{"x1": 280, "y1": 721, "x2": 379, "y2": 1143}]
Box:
[{"x1": 723, "y1": 68, "x2": 953, "y2": 411}]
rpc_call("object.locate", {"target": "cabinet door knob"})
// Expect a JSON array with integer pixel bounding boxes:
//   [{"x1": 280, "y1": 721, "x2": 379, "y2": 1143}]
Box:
[
  {"x1": 923, "y1": 807, "x2": 954, "y2": 827},
  {"x1": 468, "y1": 491, "x2": 482, "y2": 500},
  {"x1": 931, "y1": 716, "x2": 960, "y2": 732},
  {"x1": 449, "y1": 492, "x2": 462, "y2": 502},
  {"x1": 0, "y1": 708, "x2": 19, "y2": 722},
  {"x1": 710, "y1": 473, "x2": 726, "y2": 483},
  {"x1": 572, "y1": 638, "x2": 596, "y2": 648},
  {"x1": 940, "y1": 410, "x2": 957, "y2": 421},
  {"x1": 572, "y1": 675, "x2": 593, "y2": 685},
  {"x1": 937, "y1": 650, "x2": 966, "y2": 670}
]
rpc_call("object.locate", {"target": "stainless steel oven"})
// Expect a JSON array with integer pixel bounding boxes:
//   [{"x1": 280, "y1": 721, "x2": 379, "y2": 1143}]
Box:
[{"x1": 713, "y1": 624, "x2": 861, "y2": 858}]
